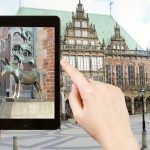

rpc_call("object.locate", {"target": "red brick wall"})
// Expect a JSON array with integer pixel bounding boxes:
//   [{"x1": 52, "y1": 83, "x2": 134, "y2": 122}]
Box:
[{"x1": 43, "y1": 28, "x2": 55, "y2": 101}]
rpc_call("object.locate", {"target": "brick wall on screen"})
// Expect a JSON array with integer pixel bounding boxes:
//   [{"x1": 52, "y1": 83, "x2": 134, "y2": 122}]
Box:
[
  {"x1": 43, "y1": 28, "x2": 55, "y2": 101},
  {"x1": 35, "y1": 27, "x2": 55, "y2": 101}
]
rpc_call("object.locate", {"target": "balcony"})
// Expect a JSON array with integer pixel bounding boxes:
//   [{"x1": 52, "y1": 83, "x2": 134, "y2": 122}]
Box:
[
  {"x1": 61, "y1": 44, "x2": 102, "y2": 51},
  {"x1": 105, "y1": 49, "x2": 150, "y2": 57}
]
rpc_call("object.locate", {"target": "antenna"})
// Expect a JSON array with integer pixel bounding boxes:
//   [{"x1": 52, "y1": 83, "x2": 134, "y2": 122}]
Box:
[{"x1": 109, "y1": 1, "x2": 113, "y2": 16}]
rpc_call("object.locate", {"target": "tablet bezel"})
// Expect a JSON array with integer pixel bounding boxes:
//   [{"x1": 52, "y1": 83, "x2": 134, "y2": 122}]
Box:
[{"x1": 0, "y1": 16, "x2": 60, "y2": 130}]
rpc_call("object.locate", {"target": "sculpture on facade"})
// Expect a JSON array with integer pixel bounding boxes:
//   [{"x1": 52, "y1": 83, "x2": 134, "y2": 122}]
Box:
[{"x1": 0, "y1": 27, "x2": 42, "y2": 99}]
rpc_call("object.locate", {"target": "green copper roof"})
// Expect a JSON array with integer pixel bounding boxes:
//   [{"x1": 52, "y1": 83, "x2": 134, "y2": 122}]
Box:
[{"x1": 17, "y1": 7, "x2": 142, "y2": 50}]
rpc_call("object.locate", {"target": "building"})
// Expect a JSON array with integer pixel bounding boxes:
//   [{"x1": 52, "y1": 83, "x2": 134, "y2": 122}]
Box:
[{"x1": 17, "y1": 1, "x2": 150, "y2": 117}]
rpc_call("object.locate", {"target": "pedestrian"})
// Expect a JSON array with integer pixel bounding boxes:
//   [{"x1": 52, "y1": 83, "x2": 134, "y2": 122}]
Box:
[{"x1": 60, "y1": 59, "x2": 140, "y2": 150}]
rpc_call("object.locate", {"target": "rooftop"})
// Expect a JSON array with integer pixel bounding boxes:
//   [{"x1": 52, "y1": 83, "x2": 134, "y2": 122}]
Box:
[{"x1": 17, "y1": 7, "x2": 142, "y2": 50}]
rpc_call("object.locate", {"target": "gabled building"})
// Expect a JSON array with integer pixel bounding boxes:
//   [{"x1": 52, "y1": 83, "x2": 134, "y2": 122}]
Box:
[{"x1": 16, "y1": 0, "x2": 150, "y2": 117}]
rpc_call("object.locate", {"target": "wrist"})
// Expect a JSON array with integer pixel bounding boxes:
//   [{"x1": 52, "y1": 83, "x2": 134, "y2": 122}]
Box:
[{"x1": 96, "y1": 128, "x2": 140, "y2": 150}]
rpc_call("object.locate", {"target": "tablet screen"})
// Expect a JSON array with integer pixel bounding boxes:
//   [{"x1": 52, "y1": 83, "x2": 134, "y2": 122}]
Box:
[{"x1": 0, "y1": 16, "x2": 60, "y2": 129}]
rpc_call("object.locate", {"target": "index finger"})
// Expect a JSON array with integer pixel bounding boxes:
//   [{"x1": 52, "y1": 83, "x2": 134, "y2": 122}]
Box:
[{"x1": 60, "y1": 59, "x2": 91, "y2": 92}]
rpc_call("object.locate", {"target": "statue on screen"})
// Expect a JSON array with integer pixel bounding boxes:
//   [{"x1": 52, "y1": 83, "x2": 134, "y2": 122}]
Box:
[{"x1": 0, "y1": 27, "x2": 42, "y2": 99}]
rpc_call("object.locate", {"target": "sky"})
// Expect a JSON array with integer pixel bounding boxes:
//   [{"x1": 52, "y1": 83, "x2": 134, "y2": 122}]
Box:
[{"x1": 0, "y1": 0, "x2": 149, "y2": 50}]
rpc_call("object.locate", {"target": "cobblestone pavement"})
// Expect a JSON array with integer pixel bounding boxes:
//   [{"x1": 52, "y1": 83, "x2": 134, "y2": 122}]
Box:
[{"x1": 0, "y1": 114, "x2": 150, "y2": 150}]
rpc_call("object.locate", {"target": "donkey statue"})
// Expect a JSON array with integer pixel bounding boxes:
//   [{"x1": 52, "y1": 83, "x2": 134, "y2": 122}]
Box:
[{"x1": 0, "y1": 57, "x2": 42, "y2": 99}]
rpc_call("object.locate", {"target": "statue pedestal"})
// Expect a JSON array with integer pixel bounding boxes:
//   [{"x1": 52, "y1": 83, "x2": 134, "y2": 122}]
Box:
[
  {"x1": 6, "y1": 97, "x2": 14, "y2": 102},
  {"x1": 0, "y1": 99, "x2": 54, "y2": 119}
]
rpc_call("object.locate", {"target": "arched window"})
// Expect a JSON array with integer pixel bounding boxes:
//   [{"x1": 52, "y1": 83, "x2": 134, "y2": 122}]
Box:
[
  {"x1": 116, "y1": 64, "x2": 123, "y2": 85},
  {"x1": 117, "y1": 44, "x2": 120, "y2": 49},
  {"x1": 128, "y1": 64, "x2": 135, "y2": 85},
  {"x1": 106, "y1": 64, "x2": 111, "y2": 84},
  {"x1": 139, "y1": 65, "x2": 145, "y2": 86},
  {"x1": 113, "y1": 45, "x2": 116, "y2": 49},
  {"x1": 121, "y1": 45, "x2": 124, "y2": 50}
]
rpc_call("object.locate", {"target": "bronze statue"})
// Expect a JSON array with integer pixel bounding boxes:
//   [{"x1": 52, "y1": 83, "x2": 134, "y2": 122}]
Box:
[
  {"x1": 13, "y1": 51, "x2": 35, "y2": 65},
  {"x1": 14, "y1": 27, "x2": 32, "y2": 42},
  {"x1": 0, "y1": 57, "x2": 41, "y2": 99},
  {"x1": 12, "y1": 44, "x2": 33, "y2": 54},
  {"x1": 0, "y1": 27, "x2": 43, "y2": 100}
]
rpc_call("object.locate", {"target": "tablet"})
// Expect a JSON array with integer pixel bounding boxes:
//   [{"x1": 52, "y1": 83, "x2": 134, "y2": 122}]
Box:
[{"x1": 0, "y1": 16, "x2": 60, "y2": 129}]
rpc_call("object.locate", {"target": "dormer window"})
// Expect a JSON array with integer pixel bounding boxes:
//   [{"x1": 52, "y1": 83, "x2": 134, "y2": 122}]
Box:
[
  {"x1": 91, "y1": 41, "x2": 95, "y2": 45},
  {"x1": 82, "y1": 21, "x2": 87, "y2": 28},
  {"x1": 69, "y1": 39, "x2": 74, "y2": 44},
  {"x1": 75, "y1": 30, "x2": 81, "y2": 37},
  {"x1": 82, "y1": 31, "x2": 88, "y2": 37},
  {"x1": 77, "y1": 40, "x2": 81, "y2": 45},
  {"x1": 117, "y1": 45, "x2": 120, "y2": 49},
  {"x1": 83, "y1": 40, "x2": 88, "y2": 45},
  {"x1": 113, "y1": 45, "x2": 116, "y2": 49},
  {"x1": 75, "y1": 21, "x2": 80, "y2": 27}
]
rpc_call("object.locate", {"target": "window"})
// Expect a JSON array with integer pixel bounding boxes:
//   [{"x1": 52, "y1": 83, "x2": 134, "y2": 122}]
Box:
[
  {"x1": 69, "y1": 56, "x2": 75, "y2": 67},
  {"x1": 77, "y1": 56, "x2": 84, "y2": 71},
  {"x1": 91, "y1": 57, "x2": 103, "y2": 71},
  {"x1": 69, "y1": 31, "x2": 74, "y2": 36},
  {"x1": 113, "y1": 45, "x2": 116, "y2": 49},
  {"x1": 63, "y1": 55, "x2": 75, "y2": 67},
  {"x1": 82, "y1": 21, "x2": 87, "y2": 28},
  {"x1": 82, "y1": 31, "x2": 88, "y2": 37},
  {"x1": 63, "y1": 55, "x2": 69, "y2": 62},
  {"x1": 121, "y1": 45, "x2": 124, "y2": 50},
  {"x1": 77, "y1": 40, "x2": 81, "y2": 45},
  {"x1": 93, "y1": 76, "x2": 101, "y2": 81},
  {"x1": 106, "y1": 64, "x2": 111, "y2": 84},
  {"x1": 128, "y1": 64, "x2": 135, "y2": 85},
  {"x1": 75, "y1": 21, "x2": 80, "y2": 27},
  {"x1": 97, "y1": 57, "x2": 103, "y2": 70},
  {"x1": 69, "y1": 39, "x2": 74, "y2": 44},
  {"x1": 83, "y1": 56, "x2": 90, "y2": 71},
  {"x1": 91, "y1": 41, "x2": 95, "y2": 45},
  {"x1": 65, "y1": 76, "x2": 71, "y2": 91},
  {"x1": 139, "y1": 65, "x2": 145, "y2": 86},
  {"x1": 117, "y1": 45, "x2": 120, "y2": 49},
  {"x1": 83, "y1": 40, "x2": 88, "y2": 45},
  {"x1": 116, "y1": 64, "x2": 123, "y2": 85},
  {"x1": 75, "y1": 30, "x2": 81, "y2": 37}
]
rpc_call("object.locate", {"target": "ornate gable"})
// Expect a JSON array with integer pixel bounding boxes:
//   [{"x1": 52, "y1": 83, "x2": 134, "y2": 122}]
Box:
[
  {"x1": 107, "y1": 23, "x2": 128, "y2": 50},
  {"x1": 61, "y1": 0, "x2": 101, "y2": 50}
]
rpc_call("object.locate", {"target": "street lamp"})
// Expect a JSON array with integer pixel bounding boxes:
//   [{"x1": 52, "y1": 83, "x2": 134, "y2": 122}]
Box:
[{"x1": 139, "y1": 88, "x2": 147, "y2": 150}]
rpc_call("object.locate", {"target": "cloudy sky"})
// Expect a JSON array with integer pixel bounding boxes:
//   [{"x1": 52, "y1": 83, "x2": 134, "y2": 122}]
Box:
[{"x1": 0, "y1": 0, "x2": 149, "y2": 49}]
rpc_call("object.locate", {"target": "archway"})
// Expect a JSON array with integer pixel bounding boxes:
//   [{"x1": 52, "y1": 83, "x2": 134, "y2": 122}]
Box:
[
  {"x1": 125, "y1": 96, "x2": 132, "y2": 115},
  {"x1": 134, "y1": 96, "x2": 142, "y2": 114},
  {"x1": 65, "y1": 99, "x2": 73, "y2": 120},
  {"x1": 146, "y1": 97, "x2": 150, "y2": 113}
]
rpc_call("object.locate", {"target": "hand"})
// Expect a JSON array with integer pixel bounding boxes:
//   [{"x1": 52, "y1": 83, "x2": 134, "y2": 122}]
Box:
[{"x1": 60, "y1": 59, "x2": 140, "y2": 150}]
